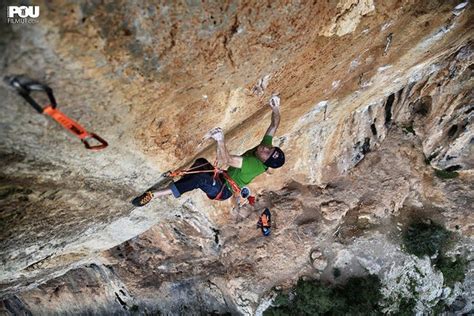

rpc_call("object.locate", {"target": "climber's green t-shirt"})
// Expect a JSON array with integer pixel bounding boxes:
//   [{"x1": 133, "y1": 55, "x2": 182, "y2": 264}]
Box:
[{"x1": 226, "y1": 135, "x2": 273, "y2": 190}]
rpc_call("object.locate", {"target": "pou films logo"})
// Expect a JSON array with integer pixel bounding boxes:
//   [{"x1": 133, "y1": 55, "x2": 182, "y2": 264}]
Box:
[{"x1": 7, "y1": 6, "x2": 40, "y2": 24}]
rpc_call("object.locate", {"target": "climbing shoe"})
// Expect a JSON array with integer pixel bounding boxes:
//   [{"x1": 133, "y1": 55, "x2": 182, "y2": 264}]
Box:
[
  {"x1": 132, "y1": 191, "x2": 154, "y2": 207},
  {"x1": 257, "y1": 208, "x2": 272, "y2": 236}
]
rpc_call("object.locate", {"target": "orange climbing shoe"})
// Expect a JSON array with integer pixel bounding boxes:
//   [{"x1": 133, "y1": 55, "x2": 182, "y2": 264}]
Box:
[
  {"x1": 132, "y1": 191, "x2": 154, "y2": 207},
  {"x1": 140, "y1": 191, "x2": 154, "y2": 205}
]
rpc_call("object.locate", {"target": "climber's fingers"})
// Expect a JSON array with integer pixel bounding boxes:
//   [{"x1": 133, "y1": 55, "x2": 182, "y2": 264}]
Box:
[
  {"x1": 269, "y1": 94, "x2": 280, "y2": 109},
  {"x1": 202, "y1": 127, "x2": 224, "y2": 142}
]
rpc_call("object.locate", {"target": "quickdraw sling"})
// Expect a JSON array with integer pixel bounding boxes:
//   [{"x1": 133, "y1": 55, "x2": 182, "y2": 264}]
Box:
[{"x1": 5, "y1": 75, "x2": 108, "y2": 150}]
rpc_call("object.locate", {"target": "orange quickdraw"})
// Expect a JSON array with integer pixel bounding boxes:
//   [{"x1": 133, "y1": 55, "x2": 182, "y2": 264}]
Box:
[
  {"x1": 42, "y1": 106, "x2": 108, "y2": 150},
  {"x1": 5, "y1": 75, "x2": 108, "y2": 150}
]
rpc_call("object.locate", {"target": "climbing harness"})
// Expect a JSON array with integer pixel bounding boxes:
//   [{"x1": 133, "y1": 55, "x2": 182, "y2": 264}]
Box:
[
  {"x1": 165, "y1": 160, "x2": 257, "y2": 205},
  {"x1": 5, "y1": 75, "x2": 108, "y2": 150},
  {"x1": 257, "y1": 208, "x2": 272, "y2": 236},
  {"x1": 133, "y1": 161, "x2": 256, "y2": 207}
]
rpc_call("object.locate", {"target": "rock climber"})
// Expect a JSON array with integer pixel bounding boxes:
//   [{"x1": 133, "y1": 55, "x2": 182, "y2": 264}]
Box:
[{"x1": 136, "y1": 95, "x2": 285, "y2": 206}]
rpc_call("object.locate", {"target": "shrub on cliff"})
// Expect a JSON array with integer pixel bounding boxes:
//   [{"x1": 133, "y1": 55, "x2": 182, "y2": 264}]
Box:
[
  {"x1": 402, "y1": 219, "x2": 467, "y2": 314},
  {"x1": 264, "y1": 275, "x2": 382, "y2": 315},
  {"x1": 402, "y1": 220, "x2": 451, "y2": 258},
  {"x1": 435, "y1": 255, "x2": 467, "y2": 288}
]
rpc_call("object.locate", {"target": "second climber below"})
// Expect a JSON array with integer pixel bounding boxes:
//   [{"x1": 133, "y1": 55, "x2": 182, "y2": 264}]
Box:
[{"x1": 137, "y1": 94, "x2": 285, "y2": 206}]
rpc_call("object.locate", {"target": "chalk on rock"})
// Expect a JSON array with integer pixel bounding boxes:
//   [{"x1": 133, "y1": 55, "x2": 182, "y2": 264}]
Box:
[
  {"x1": 454, "y1": 1, "x2": 468, "y2": 10},
  {"x1": 453, "y1": 1, "x2": 468, "y2": 15},
  {"x1": 252, "y1": 74, "x2": 271, "y2": 96}
]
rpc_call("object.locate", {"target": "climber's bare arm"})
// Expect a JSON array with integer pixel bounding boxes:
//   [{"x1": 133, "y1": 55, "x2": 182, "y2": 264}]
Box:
[
  {"x1": 216, "y1": 139, "x2": 243, "y2": 168},
  {"x1": 264, "y1": 95, "x2": 281, "y2": 137},
  {"x1": 204, "y1": 127, "x2": 243, "y2": 169}
]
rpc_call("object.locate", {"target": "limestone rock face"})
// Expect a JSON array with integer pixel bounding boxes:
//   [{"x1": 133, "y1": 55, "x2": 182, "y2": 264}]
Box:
[{"x1": 0, "y1": 0, "x2": 473, "y2": 315}]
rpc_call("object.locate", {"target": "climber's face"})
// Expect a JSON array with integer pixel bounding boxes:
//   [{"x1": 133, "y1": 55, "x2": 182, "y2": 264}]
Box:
[{"x1": 256, "y1": 144, "x2": 275, "y2": 163}]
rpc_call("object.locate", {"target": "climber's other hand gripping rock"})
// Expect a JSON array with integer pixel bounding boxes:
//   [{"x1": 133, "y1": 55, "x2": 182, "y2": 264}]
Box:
[{"x1": 203, "y1": 127, "x2": 224, "y2": 142}]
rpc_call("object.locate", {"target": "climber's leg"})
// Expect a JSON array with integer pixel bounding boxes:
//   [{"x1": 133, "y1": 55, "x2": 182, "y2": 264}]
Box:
[{"x1": 133, "y1": 158, "x2": 216, "y2": 206}]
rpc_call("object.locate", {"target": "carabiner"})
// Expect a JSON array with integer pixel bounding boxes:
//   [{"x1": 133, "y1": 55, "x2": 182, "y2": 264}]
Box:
[
  {"x1": 82, "y1": 133, "x2": 108, "y2": 150},
  {"x1": 240, "y1": 187, "x2": 251, "y2": 199},
  {"x1": 4, "y1": 75, "x2": 57, "y2": 113}
]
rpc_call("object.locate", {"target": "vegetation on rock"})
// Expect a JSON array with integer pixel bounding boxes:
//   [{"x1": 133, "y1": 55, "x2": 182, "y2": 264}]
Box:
[
  {"x1": 401, "y1": 219, "x2": 467, "y2": 314},
  {"x1": 402, "y1": 221, "x2": 452, "y2": 258},
  {"x1": 435, "y1": 255, "x2": 467, "y2": 288},
  {"x1": 264, "y1": 275, "x2": 382, "y2": 315},
  {"x1": 434, "y1": 169, "x2": 459, "y2": 179}
]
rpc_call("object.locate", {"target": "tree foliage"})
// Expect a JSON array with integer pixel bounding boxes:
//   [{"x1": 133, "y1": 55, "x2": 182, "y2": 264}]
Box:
[{"x1": 264, "y1": 275, "x2": 382, "y2": 315}]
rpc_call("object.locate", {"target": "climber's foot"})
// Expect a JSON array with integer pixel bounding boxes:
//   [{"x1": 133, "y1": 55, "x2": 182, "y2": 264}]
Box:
[{"x1": 132, "y1": 191, "x2": 154, "y2": 207}]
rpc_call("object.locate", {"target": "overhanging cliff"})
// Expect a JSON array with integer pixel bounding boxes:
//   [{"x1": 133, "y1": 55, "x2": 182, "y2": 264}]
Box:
[{"x1": 0, "y1": 1, "x2": 473, "y2": 314}]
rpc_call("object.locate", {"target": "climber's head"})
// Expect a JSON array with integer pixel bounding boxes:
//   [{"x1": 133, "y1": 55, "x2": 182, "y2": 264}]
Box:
[{"x1": 256, "y1": 144, "x2": 285, "y2": 169}]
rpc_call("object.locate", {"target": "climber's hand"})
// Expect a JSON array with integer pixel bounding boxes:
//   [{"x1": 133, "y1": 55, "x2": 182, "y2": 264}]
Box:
[
  {"x1": 269, "y1": 94, "x2": 280, "y2": 110},
  {"x1": 203, "y1": 127, "x2": 224, "y2": 142}
]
